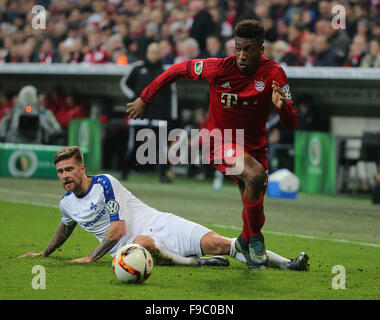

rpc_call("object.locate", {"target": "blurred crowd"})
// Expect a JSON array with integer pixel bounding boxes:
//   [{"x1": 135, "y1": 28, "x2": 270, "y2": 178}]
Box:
[
  {"x1": 0, "y1": 0, "x2": 379, "y2": 67},
  {"x1": 0, "y1": 86, "x2": 87, "y2": 143}
]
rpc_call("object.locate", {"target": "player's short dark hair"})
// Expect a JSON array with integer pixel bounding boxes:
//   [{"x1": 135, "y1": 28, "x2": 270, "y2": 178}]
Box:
[
  {"x1": 54, "y1": 146, "x2": 84, "y2": 165},
  {"x1": 234, "y1": 19, "x2": 264, "y2": 44}
]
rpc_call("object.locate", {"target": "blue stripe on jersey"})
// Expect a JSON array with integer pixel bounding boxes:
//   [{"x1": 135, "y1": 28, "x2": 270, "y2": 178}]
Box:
[
  {"x1": 93, "y1": 175, "x2": 120, "y2": 221},
  {"x1": 109, "y1": 214, "x2": 120, "y2": 222},
  {"x1": 93, "y1": 175, "x2": 115, "y2": 201}
]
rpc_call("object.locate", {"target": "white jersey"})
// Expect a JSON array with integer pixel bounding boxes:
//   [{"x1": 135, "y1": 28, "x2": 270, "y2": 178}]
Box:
[
  {"x1": 60, "y1": 174, "x2": 211, "y2": 257},
  {"x1": 59, "y1": 174, "x2": 174, "y2": 255}
]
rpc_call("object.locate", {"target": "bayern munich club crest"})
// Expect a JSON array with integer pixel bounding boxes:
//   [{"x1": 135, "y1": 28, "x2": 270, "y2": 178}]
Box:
[{"x1": 254, "y1": 80, "x2": 265, "y2": 92}]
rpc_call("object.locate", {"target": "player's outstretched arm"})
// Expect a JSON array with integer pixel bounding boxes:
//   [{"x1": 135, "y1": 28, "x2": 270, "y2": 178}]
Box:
[
  {"x1": 20, "y1": 221, "x2": 77, "y2": 258},
  {"x1": 125, "y1": 59, "x2": 212, "y2": 120},
  {"x1": 70, "y1": 220, "x2": 126, "y2": 263}
]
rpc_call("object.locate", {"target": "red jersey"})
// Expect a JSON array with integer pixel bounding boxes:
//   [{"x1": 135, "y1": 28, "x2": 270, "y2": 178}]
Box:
[{"x1": 140, "y1": 55, "x2": 298, "y2": 155}]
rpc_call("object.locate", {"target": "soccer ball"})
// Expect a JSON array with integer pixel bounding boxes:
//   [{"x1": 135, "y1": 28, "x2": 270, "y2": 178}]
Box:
[{"x1": 112, "y1": 244, "x2": 154, "y2": 284}]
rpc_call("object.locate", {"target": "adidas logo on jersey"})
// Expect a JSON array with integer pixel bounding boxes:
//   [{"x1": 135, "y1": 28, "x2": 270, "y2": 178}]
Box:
[{"x1": 221, "y1": 82, "x2": 231, "y2": 89}]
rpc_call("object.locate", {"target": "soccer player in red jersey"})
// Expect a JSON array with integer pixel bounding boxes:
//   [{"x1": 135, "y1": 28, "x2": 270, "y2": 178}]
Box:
[{"x1": 126, "y1": 20, "x2": 298, "y2": 269}]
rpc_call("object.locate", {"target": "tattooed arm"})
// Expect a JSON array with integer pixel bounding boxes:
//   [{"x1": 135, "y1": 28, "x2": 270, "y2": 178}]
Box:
[
  {"x1": 69, "y1": 220, "x2": 126, "y2": 263},
  {"x1": 20, "y1": 221, "x2": 77, "y2": 258}
]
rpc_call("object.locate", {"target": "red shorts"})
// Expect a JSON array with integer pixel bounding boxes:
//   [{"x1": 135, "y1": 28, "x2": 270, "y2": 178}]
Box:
[{"x1": 204, "y1": 142, "x2": 268, "y2": 186}]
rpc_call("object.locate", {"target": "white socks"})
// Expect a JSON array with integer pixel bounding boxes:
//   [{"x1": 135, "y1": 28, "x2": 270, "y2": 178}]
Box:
[
  {"x1": 154, "y1": 241, "x2": 197, "y2": 266},
  {"x1": 266, "y1": 250, "x2": 290, "y2": 270},
  {"x1": 230, "y1": 237, "x2": 237, "y2": 257}
]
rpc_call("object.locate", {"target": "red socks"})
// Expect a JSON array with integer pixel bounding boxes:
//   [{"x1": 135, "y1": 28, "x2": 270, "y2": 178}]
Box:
[{"x1": 241, "y1": 193, "x2": 265, "y2": 240}]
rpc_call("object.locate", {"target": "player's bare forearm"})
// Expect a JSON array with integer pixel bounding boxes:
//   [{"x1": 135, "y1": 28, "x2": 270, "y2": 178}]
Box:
[
  {"x1": 42, "y1": 221, "x2": 77, "y2": 257},
  {"x1": 86, "y1": 239, "x2": 120, "y2": 262},
  {"x1": 80, "y1": 221, "x2": 125, "y2": 262}
]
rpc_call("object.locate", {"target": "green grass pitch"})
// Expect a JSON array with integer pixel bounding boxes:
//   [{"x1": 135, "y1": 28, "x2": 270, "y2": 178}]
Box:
[{"x1": 0, "y1": 174, "x2": 379, "y2": 300}]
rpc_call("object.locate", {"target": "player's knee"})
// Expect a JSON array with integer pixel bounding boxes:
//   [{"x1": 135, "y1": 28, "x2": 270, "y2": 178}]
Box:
[
  {"x1": 214, "y1": 238, "x2": 230, "y2": 255},
  {"x1": 132, "y1": 235, "x2": 156, "y2": 254},
  {"x1": 203, "y1": 234, "x2": 230, "y2": 255},
  {"x1": 244, "y1": 165, "x2": 266, "y2": 189}
]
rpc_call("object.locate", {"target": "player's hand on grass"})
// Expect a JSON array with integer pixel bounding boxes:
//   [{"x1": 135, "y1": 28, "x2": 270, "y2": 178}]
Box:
[
  {"x1": 272, "y1": 80, "x2": 286, "y2": 109},
  {"x1": 126, "y1": 97, "x2": 149, "y2": 120},
  {"x1": 69, "y1": 256, "x2": 93, "y2": 263},
  {"x1": 19, "y1": 252, "x2": 45, "y2": 258}
]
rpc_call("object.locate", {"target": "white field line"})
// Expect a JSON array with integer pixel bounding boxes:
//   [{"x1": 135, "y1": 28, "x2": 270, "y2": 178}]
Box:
[
  {"x1": 211, "y1": 224, "x2": 380, "y2": 248},
  {"x1": 3, "y1": 198, "x2": 59, "y2": 208},
  {"x1": 0, "y1": 187, "x2": 59, "y2": 199},
  {"x1": 1, "y1": 196, "x2": 380, "y2": 249}
]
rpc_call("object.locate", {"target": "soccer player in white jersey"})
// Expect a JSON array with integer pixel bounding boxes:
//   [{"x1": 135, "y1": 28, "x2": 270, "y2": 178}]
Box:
[{"x1": 21, "y1": 146, "x2": 309, "y2": 271}]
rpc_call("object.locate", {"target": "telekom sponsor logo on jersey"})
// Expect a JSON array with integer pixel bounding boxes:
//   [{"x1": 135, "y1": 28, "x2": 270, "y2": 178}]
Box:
[
  {"x1": 221, "y1": 93, "x2": 238, "y2": 108},
  {"x1": 135, "y1": 128, "x2": 245, "y2": 175}
]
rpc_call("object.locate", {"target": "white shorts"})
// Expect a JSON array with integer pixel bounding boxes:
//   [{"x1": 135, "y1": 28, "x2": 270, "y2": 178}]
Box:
[{"x1": 126, "y1": 212, "x2": 212, "y2": 257}]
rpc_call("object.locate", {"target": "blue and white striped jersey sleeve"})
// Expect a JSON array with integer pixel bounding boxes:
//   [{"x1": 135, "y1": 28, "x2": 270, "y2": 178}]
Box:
[{"x1": 94, "y1": 175, "x2": 123, "y2": 222}]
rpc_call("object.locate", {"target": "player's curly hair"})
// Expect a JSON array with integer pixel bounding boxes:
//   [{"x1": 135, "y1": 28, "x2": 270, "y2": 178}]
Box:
[
  {"x1": 234, "y1": 19, "x2": 264, "y2": 44},
  {"x1": 54, "y1": 146, "x2": 84, "y2": 165}
]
